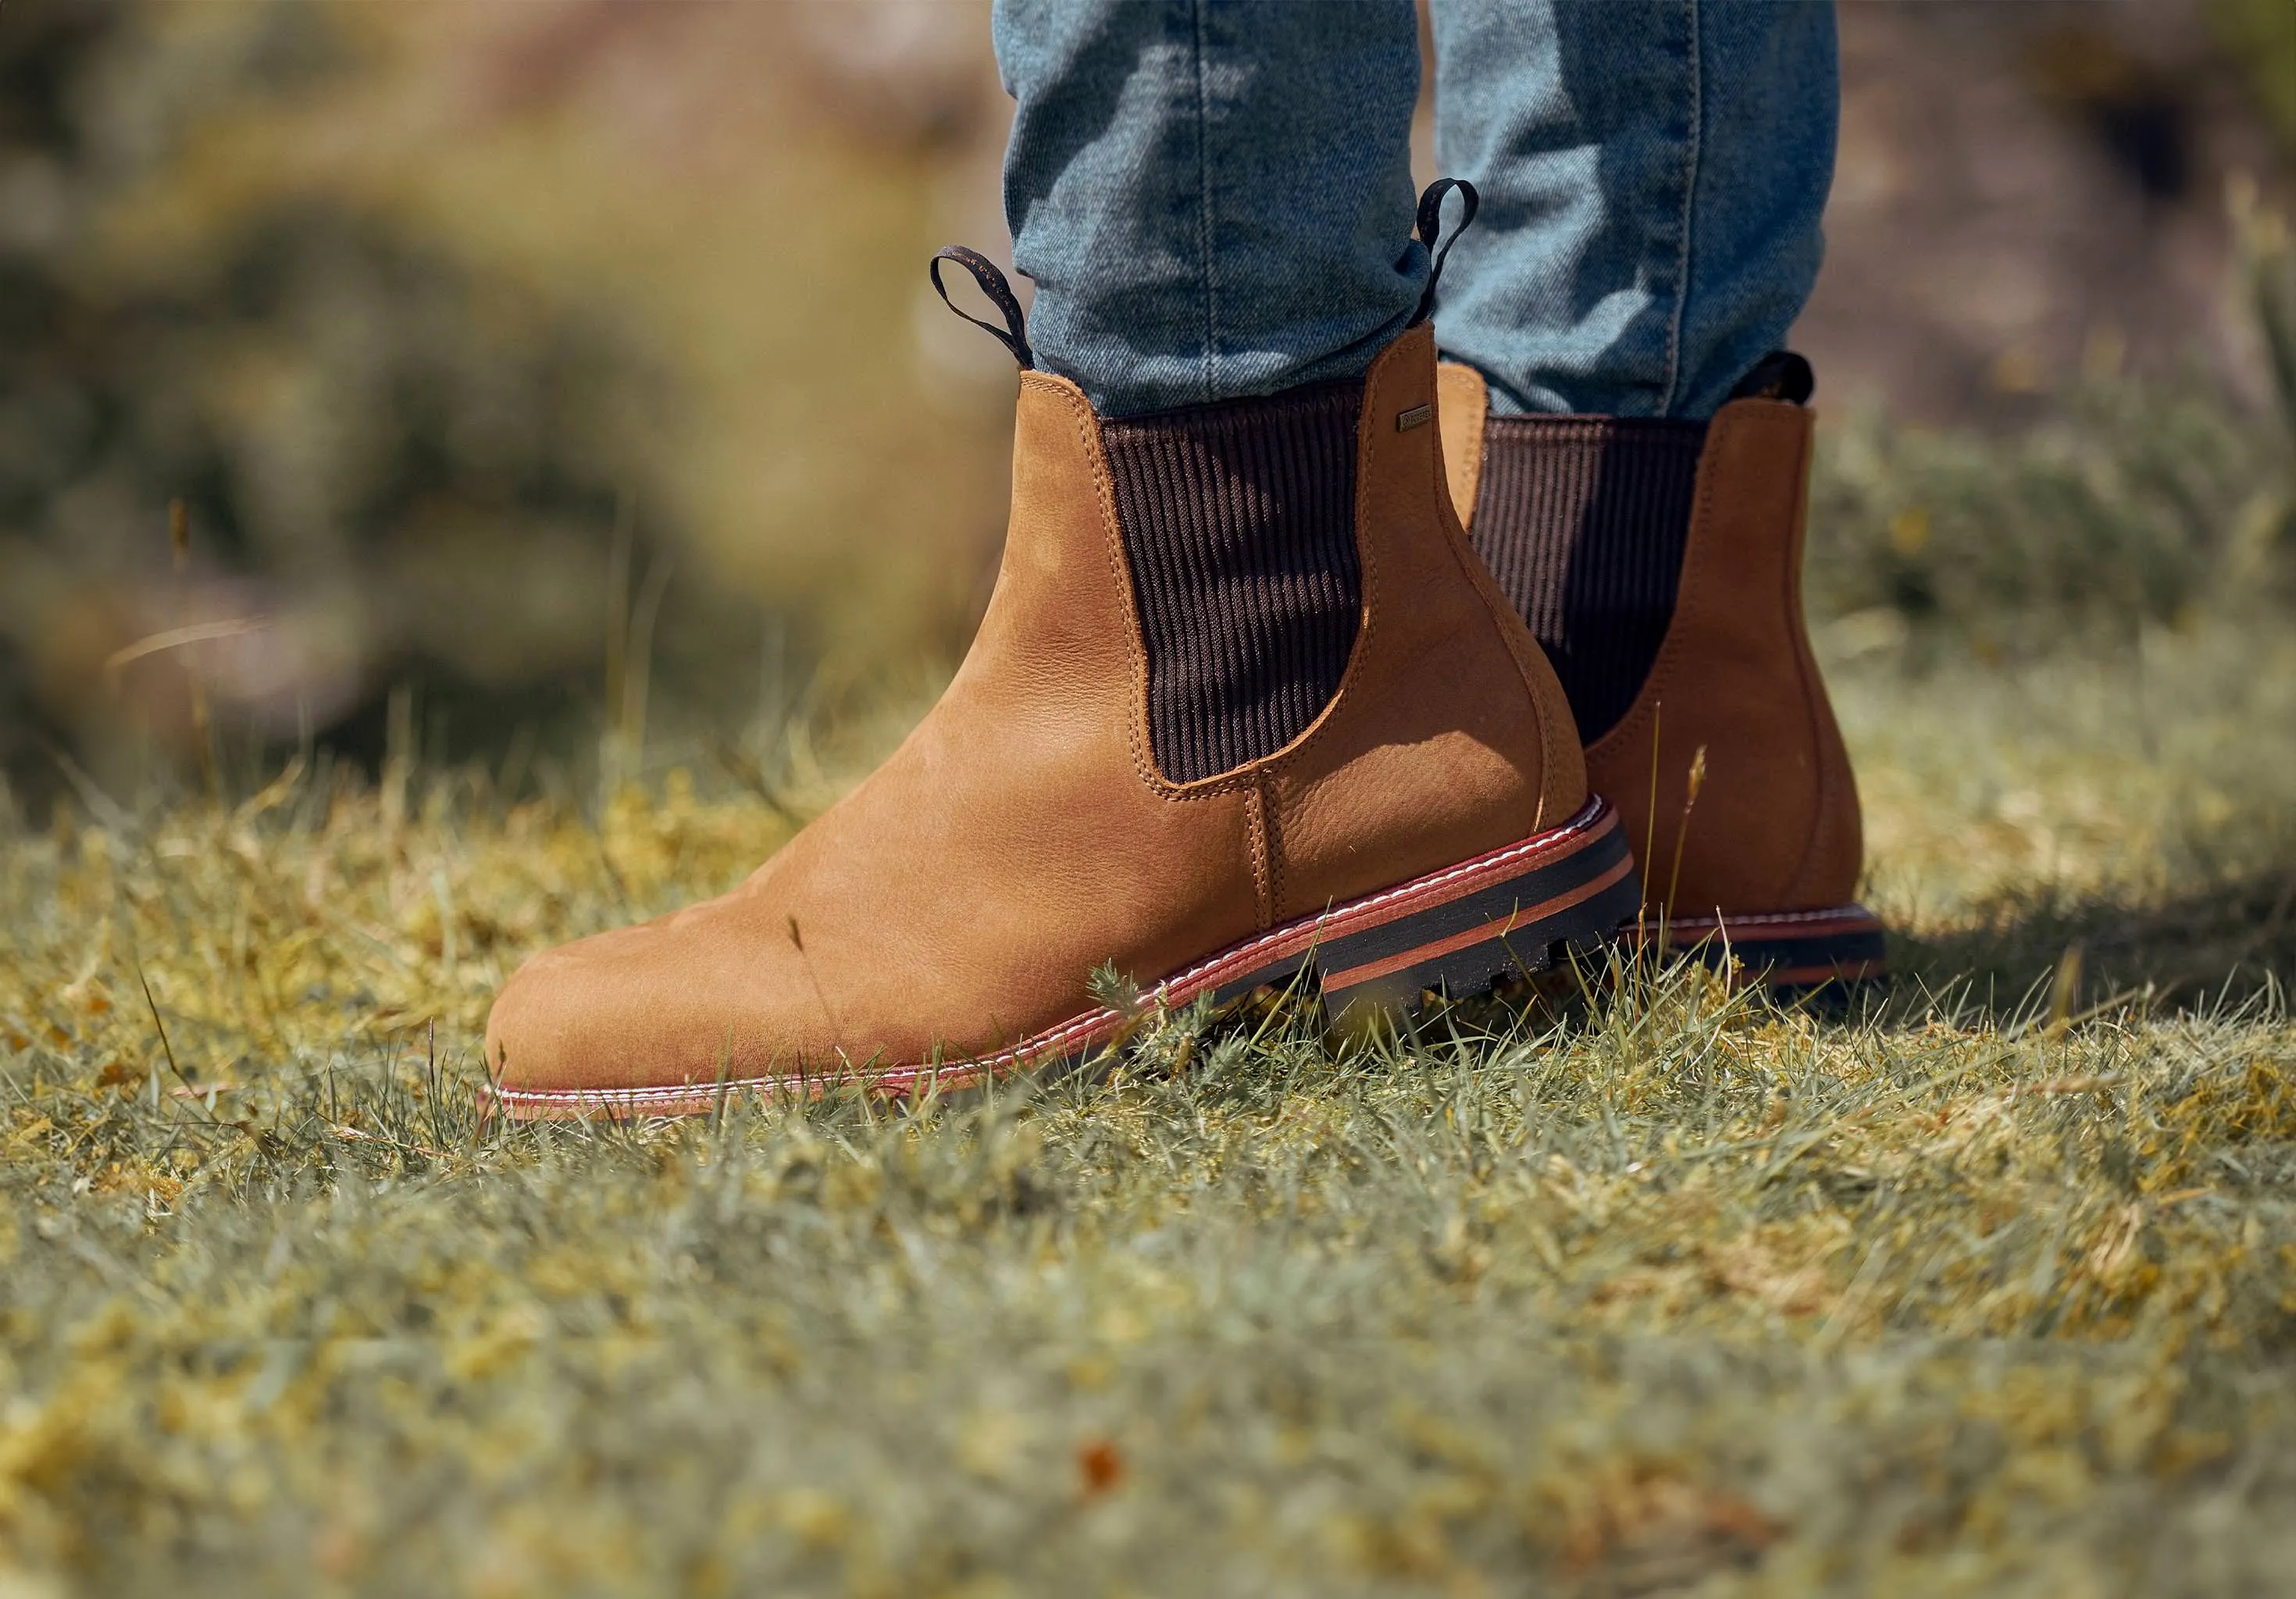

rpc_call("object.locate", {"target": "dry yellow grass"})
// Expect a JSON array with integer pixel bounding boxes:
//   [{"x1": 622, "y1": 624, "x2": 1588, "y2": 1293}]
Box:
[
  {"x1": 2, "y1": 631, "x2": 2293, "y2": 1597},
  {"x1": 5, "y1": 12, "x2": 2292, "y2": 1591}
]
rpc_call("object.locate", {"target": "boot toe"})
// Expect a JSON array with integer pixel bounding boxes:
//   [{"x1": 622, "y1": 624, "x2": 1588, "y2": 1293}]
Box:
[{"x1": 484, "y1": 912, "x2": 818, "y2": 1099}]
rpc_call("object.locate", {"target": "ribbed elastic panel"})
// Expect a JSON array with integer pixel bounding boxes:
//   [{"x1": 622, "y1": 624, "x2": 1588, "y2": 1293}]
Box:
[
  {"x1": 1100, "y1": 377, "x2": 1364, "y2": 785},
  {"x1": 1468, "y1": 416, "x2": 1707, "y2": 744}
]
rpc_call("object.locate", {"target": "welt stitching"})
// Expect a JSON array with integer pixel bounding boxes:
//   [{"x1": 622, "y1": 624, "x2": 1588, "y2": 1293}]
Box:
[
  {"x1": 1448, "y1": 369, "x2": 1488, "y2": 529},
  {"x1": 1258, "y1": 775, "x2": 1276, "y2": 922},
  {"x1": 1260, "y1": 775, "x2": 1286, "y2": 923},
  {"x1": 1436, "y1": 400, "x2": 1566, "y2": 786},
  {"x1": 1055, "y1": 372, "x2": 1161, "y2": 794},
  {"x1": 1667, "y1": 907, "x2": 1870, "y2": 931}
]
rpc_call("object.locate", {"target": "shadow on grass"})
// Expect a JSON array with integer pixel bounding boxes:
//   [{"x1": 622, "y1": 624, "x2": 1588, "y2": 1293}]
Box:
[{"x1": 1888, "y1": 865, "x2": 2296, "y2": 1025}]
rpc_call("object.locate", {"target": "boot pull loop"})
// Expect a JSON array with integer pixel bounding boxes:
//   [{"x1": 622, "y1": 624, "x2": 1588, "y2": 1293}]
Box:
[
  {"x1": 929, "y1": 246, "x2": 1034, "y2": 370},
  {"x1": 1408, "y1": 178, "x2": 1479, "y2": 328},
  {"x1": 1730, "y1": 351, "x2": 1815, "y2": 405}
]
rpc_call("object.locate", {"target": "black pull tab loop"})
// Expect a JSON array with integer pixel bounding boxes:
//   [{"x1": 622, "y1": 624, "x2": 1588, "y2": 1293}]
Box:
[
  {"x1": 1408, "y1": 177, "x2": 1479, "y2": 328},
  {"x1": 930, "y1": 246, "x2": 1033, "y2": 370},
  {"x1": 1728, "y1": 349, "x2": 1815, "y2": 406}
]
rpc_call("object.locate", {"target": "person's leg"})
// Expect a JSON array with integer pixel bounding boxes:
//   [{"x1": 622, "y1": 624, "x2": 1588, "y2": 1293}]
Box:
[
  {"x1": 1431, "y1": 1, "x2": 1839, "y2": 738},
  {"x1": 483, "y1": 5, "x2": 1631, "y2": 1114},
  {"x1": 993, "y1": 0, "x2": 1425, "y2": 418},
  {"x1": 1430, "y1": 0, "x2": 1837, "y2": 420},
  {"x1": 1429, "y1": 0, "x2": 1878, "y2": 992}
]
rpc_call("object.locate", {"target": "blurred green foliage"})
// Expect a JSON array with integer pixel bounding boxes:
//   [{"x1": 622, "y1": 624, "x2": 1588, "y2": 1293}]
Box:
[
  {"x1": 0, "y1": 0, "x2": 1010, "y2": 817},
  {"x1": 1807, "y1": 205, "x2": 2296, "y2": 664},
  {"x1": 0, "y1": 1, "x2": 722, "y2": 805},
  {"x1": 2207, "y1": 0, "x2": 2296, "y2": 155}
]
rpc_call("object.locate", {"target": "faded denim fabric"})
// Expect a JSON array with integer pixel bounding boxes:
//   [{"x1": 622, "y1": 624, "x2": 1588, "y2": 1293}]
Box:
[
  {"x1": 993, "y1": 0, "x2": 1838, "y2": 422},
  {"x1": 1432, "y1": 1, "x2": 1838, "y2": 418},
  {"x1": 993, "y1": 0, "x2": 1427, "y2": 419}
]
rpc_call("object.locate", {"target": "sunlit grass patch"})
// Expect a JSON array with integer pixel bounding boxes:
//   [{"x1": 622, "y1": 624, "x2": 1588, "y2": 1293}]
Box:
[{"x1": 5, "y1": 634, "x2": 2295, "y2": 1594}]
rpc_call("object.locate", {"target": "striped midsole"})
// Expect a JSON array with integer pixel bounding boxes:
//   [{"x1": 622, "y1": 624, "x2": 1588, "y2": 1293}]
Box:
[{"x1": 1624, "y1": 904, "x2": 1888, "y2": 987}]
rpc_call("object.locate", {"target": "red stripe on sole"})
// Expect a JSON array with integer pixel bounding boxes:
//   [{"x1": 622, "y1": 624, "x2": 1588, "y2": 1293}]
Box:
[
  {"x1": 1617, "y1": 903, "x2": 1888, "y2": 991},
  {"x1": 1321, "y1": 853, "x2": 1635, "y2": 993},
  {"x1": 1635, "y1": 910, "x2": 1884, "y2": 945}
]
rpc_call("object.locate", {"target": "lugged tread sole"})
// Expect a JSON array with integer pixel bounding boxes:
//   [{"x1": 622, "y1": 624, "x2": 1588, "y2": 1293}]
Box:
[{"x1": 484, "y1": 796, "x2": 1643, "y2": 1120}]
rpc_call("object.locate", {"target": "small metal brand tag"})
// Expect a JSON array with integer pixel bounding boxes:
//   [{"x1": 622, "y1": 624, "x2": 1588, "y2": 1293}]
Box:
[{"x1": 1396, "y1": 404, "x2": 1433, "y2": 432}]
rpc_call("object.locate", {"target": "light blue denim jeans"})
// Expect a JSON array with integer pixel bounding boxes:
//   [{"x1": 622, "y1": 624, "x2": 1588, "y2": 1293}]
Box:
[{"x1": 993, "y1": 0, "x2": 1838, "y2": 421}]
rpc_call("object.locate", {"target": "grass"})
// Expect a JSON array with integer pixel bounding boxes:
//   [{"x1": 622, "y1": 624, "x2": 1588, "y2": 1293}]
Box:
[
  {"x1": 3, "y1": 226, "x2": 2293, "y2": 1596},
  {"x1": 2, "y1": 623, "x2": 2294, "y2": 1598}
]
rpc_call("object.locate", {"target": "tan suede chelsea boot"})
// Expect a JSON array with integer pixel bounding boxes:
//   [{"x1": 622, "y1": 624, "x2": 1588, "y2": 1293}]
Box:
[
  {"x1": 1437, "y1": 354, "x2": 1883, "y2": 994},
  {"x1": 483, "y1": 233, "x2": 1639, "y2": 1118}
]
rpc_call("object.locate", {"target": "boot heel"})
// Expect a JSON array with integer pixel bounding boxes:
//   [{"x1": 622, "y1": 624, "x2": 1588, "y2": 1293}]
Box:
[
  {"x1": 1635, "y1": 906, "x2": 1888, "y2": 1004},
  {"x1": 1039, "y1": 800, "x2": 1638, "y2": 1081},
  {"x1": 1304, "y1": 800, "x2": 1642, "y2": 1020}
]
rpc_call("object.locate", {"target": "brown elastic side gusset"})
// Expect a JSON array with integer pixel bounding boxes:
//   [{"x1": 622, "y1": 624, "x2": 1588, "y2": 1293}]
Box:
[
  {"x1": 1100, "y1": 376, "x2": 1365, "y2": 785},
  {"x1": 1468, "y1": 415, "x2": 1707, "y2": 745}
]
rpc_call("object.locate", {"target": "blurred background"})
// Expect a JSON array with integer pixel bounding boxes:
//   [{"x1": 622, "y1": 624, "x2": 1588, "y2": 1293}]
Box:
[{"x1": 1, "y1": 0, "x2": 2291, "y2": 821}]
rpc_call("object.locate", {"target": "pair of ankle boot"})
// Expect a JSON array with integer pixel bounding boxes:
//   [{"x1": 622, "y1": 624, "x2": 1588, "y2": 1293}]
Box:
[{"x1": 485, "y1": 235, "x2": 1881, "y2": 1118}]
